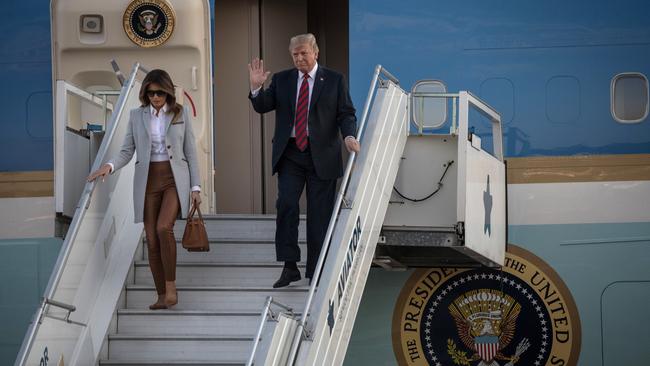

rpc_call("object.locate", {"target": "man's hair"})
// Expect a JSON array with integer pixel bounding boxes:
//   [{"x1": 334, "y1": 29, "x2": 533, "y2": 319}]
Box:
[{"x1": 289, "y1": 33, "x2": 319, "y2": 53}]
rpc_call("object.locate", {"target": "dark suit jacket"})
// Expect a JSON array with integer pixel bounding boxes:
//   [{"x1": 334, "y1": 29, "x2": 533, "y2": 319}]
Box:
[{"x1": 249, "y1": 66, "x2": 357, "y2": 180}]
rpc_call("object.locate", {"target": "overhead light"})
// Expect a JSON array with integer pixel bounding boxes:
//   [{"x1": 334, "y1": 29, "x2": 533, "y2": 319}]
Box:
[{"x1": 81, "y1": 14, "x2": 103, "y2": 34}]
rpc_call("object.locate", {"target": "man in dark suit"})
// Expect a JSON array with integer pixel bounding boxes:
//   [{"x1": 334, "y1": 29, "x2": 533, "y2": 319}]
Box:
[{"x1": 248, "y1": 33, "x2": 360, "y2": 288}]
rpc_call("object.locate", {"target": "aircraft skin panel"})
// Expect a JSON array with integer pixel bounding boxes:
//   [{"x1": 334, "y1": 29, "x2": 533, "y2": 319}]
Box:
[
  {"x1": 601, "y1": 281, "x2": 650, "y2": 365},
  {"x1": 508, "y1": 181, "x2": 650, "y2": 225},
  {"x1": 344, "y1": 221, "x2": 650, "y2": 366},
  {"x1": 349, "y1": 0, "x2": 650, "y2": 158},
  {"x1": 4, "y1": 0, "x2": 650, "y2": 172}
]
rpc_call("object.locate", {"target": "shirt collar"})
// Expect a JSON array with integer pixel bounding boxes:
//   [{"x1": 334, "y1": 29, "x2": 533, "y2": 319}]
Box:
[
  {"x1": 300, "y1": 63, "x2": 318, "y2": 80},
  {"x1": 150, "y1": 104, "x2": 168, "y2": 117}
]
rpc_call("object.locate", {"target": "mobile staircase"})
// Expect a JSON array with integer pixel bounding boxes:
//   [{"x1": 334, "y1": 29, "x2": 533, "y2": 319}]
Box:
[
  {"x1": 15, "y1": 64, "x2": 506, "y2": 366},
  {"x1": 249, "y1": 66, "x2": 507, "y2": 365}
]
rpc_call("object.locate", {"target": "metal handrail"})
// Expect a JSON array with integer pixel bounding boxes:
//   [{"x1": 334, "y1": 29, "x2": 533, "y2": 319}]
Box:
[
  {"x1": 14, "y1": 63, "x2": 142, "y2": 366},
  {"x1": 285, "y1": 65, "x2": 399, "y2": 364},
  {"x1": 41, "y1": 299, "x2": 85, "y2": 327},
  {"x1": 246, "y1": 296, "x2": 295, "y2": 366},
  {"x1": 54, "y1": 80, "x2": 117, "y2": 214}
]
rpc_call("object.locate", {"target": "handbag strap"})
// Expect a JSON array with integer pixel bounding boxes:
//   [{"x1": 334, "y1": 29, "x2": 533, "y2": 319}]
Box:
[
  {"x1": 187, "y1": 204, "x2": 196, "y2": 222},
  {"x1": 195, "y1": 205, "x2": 204, "y2": 222},
  {"x1": 186, "y1": 203, "x2": 204, "y2": 222}
]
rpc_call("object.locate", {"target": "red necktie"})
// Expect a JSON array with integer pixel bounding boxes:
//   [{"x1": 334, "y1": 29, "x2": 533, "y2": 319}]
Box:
[{"x1": 294, "y1": 74, "x2": 310, "y2": 151}]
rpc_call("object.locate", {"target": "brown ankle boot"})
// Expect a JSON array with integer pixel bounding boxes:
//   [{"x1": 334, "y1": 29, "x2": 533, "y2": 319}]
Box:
[{"x1": 165, "y1": 281, "x2": 178, "y2": 307}]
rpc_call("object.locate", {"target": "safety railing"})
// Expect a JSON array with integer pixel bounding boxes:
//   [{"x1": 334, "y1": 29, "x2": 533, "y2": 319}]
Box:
[
  {"x1": 15, "y1": 63, "x2": 147, "y2": 366},
  {"x1": 54, "y1": 81, "x2": 115, "y2": 215},
  {"x1": 410, "y1": 91, "x2": 458, "y2": 135},
  {"x1": 401, "y1": 88, "x2": 506, "y2": 268},
  {"x1": 246, "y1": 297, "x2": 295, "y2": 366},
  {"x1": 410, "y1": 90, "x2": 503, "y2": 161}
]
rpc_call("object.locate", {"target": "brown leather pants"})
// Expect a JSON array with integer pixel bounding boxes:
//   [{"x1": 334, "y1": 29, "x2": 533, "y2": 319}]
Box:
[{"x1": 144, "y1": 161, "x2": 180, "y2": 295}]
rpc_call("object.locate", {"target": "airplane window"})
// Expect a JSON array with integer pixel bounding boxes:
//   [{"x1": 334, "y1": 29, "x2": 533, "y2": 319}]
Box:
[
  {"x1": 480, "y1": 77, "x2": 514, "y2": 125},
  {"x1": 611, "y1": 72, "x2": 649, "y2": 123},
  {"x1": 546, "y1": 76, "x2": 580, "y2": 124},
  {"x1": 411, "y1": 80, "x2": 447, "y2": 130}
]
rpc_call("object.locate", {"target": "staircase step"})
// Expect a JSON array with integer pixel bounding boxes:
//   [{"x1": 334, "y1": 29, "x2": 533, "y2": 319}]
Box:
[
  {"x1": 172, "y1": 215, "x2": 306, "y2": 241},
  {"x1": 100, "y1": 361, "x2": 244, "y2": 366},
  {"x1": 108, "y1": 334, "x2": 252, "y2": 361},
  {"x1": 101, "y1": 215, "x2": 313, "y2": 365},
  {"x1": 125, "y1": 285, "x2": 308, "y2": 312},
  {"x1": 142, "y1": 241, "x2": 307, "y2": 264},
  {"x1": 116, "y1": 309, "x2": 299, "y2": 336},
  {"x1": 133, "y1": 262, "x2": 306, "y2": 286}
]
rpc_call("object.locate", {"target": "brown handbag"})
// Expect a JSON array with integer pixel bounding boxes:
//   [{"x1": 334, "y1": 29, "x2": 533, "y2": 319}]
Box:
[{"x1": 182, "y1": 204, "x2": 210, "y2": 252}]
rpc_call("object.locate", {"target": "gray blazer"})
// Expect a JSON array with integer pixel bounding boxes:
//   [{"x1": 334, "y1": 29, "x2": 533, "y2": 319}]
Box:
[{"x1": 109, "y1": 105, "x2": 201, "y2": 223}]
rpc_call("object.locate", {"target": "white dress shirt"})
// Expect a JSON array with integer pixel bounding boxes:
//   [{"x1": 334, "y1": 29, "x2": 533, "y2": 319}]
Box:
[{"x1": 149, "y1": 104, "x2": 171, "y2": 162}]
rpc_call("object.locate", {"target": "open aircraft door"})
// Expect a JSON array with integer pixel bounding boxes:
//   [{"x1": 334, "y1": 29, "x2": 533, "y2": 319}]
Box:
[
  {"x1": 456, "y1": 92, "x2": 506, "y2": 266},
  {"x1": 52, "y1": 0, "x2": 214, "y2": 217}
]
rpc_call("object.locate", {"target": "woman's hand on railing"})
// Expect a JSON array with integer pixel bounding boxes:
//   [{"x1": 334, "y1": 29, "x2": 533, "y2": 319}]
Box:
[
  {"x1": 344, "y1": 136, "x2": 361, "y2": 153},
  {"x1": 87, "y1": 164, "x2": 112, "y2": 183}
]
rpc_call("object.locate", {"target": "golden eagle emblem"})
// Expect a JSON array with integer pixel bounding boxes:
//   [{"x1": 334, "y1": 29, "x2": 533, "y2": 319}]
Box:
[
  {"x1": 123, "y1": 0, "x2": 175, "y2": 48},
  {"x1": 138, "y1": 9, "x2": 161, "y2": 36},
  {"x1": 447, "y1": 289, "x2": 530, "y2": 366}
]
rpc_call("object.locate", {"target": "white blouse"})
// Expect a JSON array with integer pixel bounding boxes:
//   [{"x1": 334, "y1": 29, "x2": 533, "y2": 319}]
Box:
[{"x1": 149, "y1": 104, "x2": 172, "y2": 162}]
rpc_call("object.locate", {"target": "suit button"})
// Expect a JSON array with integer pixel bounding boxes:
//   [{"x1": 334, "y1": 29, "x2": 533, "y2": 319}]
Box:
[
  {"x1": 169, "y1": 156, "x2": 173, "y2": 159},
  {"x1": 167, "y1": 145, "x2": 171, "y2": 149}
]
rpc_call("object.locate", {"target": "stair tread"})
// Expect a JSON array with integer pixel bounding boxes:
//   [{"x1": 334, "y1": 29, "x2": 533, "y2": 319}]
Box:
[
  {"x1": 118, "y1": 309, "x2": 263, "y2": 315},
  {"x1": 148, "y1": 238, "x2": 307, "y2": 244},
  {"x1": 197, "y1": 214, "x2": 304, "y2": 220},
  {"x1": 133, "y1": 261, "x2": 306, "y2": 268},
  {"x1": 109, "y1": 334, "x2": 254, "y2": 340},
  {"x1": 100, "y1": 360, "x2": 245, "y2": 365},
  {"x1": 126, "y1": 284, "x2": 309, "y2": 292},
  {"x1": 126, "y1": 284, "x2": 310, "y2": 291},
  {"x1": 119, "y1": 308, "x2": 301, "y2": 313}
]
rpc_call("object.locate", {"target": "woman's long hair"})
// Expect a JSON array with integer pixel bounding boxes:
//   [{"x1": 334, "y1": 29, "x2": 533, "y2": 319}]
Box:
[{"x1": 139, "y1": 69, "x2": 183, "y2": 118}]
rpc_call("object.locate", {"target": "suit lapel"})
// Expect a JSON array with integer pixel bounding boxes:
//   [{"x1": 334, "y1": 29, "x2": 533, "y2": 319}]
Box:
[
  {"x1": 309, "y1": 67, "x2": 325, "y2": 112},
  {"x1": 165, "y1": 108, "x2": 180, "y2": 134},
  {"x1": 289, "y1": 69, "x2": 298, "y2": 119},
  {"x1": 142, "y1": 107, "x2": 151, "y2": 138}
]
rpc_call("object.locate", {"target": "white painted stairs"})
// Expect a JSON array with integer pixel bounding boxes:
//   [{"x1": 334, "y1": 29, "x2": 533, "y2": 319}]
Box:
[{"x1": 99, "y1": 215, "x2": 307, "y2": 366}]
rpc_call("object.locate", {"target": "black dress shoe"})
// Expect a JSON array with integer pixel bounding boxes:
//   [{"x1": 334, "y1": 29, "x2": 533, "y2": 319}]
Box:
[{"x1": 273, "y1": 268, "x2": 301, "y2": 288}]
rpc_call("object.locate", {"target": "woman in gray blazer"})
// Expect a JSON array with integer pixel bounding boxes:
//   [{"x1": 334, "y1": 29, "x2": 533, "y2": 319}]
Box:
[{"x1": 88, "y1": 69, "x2": 201, "y2": 309}]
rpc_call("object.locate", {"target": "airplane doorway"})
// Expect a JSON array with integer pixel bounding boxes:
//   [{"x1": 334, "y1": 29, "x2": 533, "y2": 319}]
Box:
[{"x1": 213, "y1": 0, "x2": 349, "y2": 214}]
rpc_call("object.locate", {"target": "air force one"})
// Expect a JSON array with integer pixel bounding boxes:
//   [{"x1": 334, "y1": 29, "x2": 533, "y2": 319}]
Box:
[{"x1": 1, "y1": 0, "x2": 648, "y2": 365}]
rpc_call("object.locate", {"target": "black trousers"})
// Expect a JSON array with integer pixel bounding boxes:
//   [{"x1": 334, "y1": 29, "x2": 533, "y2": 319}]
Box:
[{"x1": 275, "y1": 139, "x2": 336, "y2": 278}]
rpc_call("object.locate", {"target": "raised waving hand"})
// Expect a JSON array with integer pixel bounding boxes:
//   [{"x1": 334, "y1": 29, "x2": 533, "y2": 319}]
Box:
[{"x1": 248, "y1": 58, "x2": 271, "y2": 91}]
